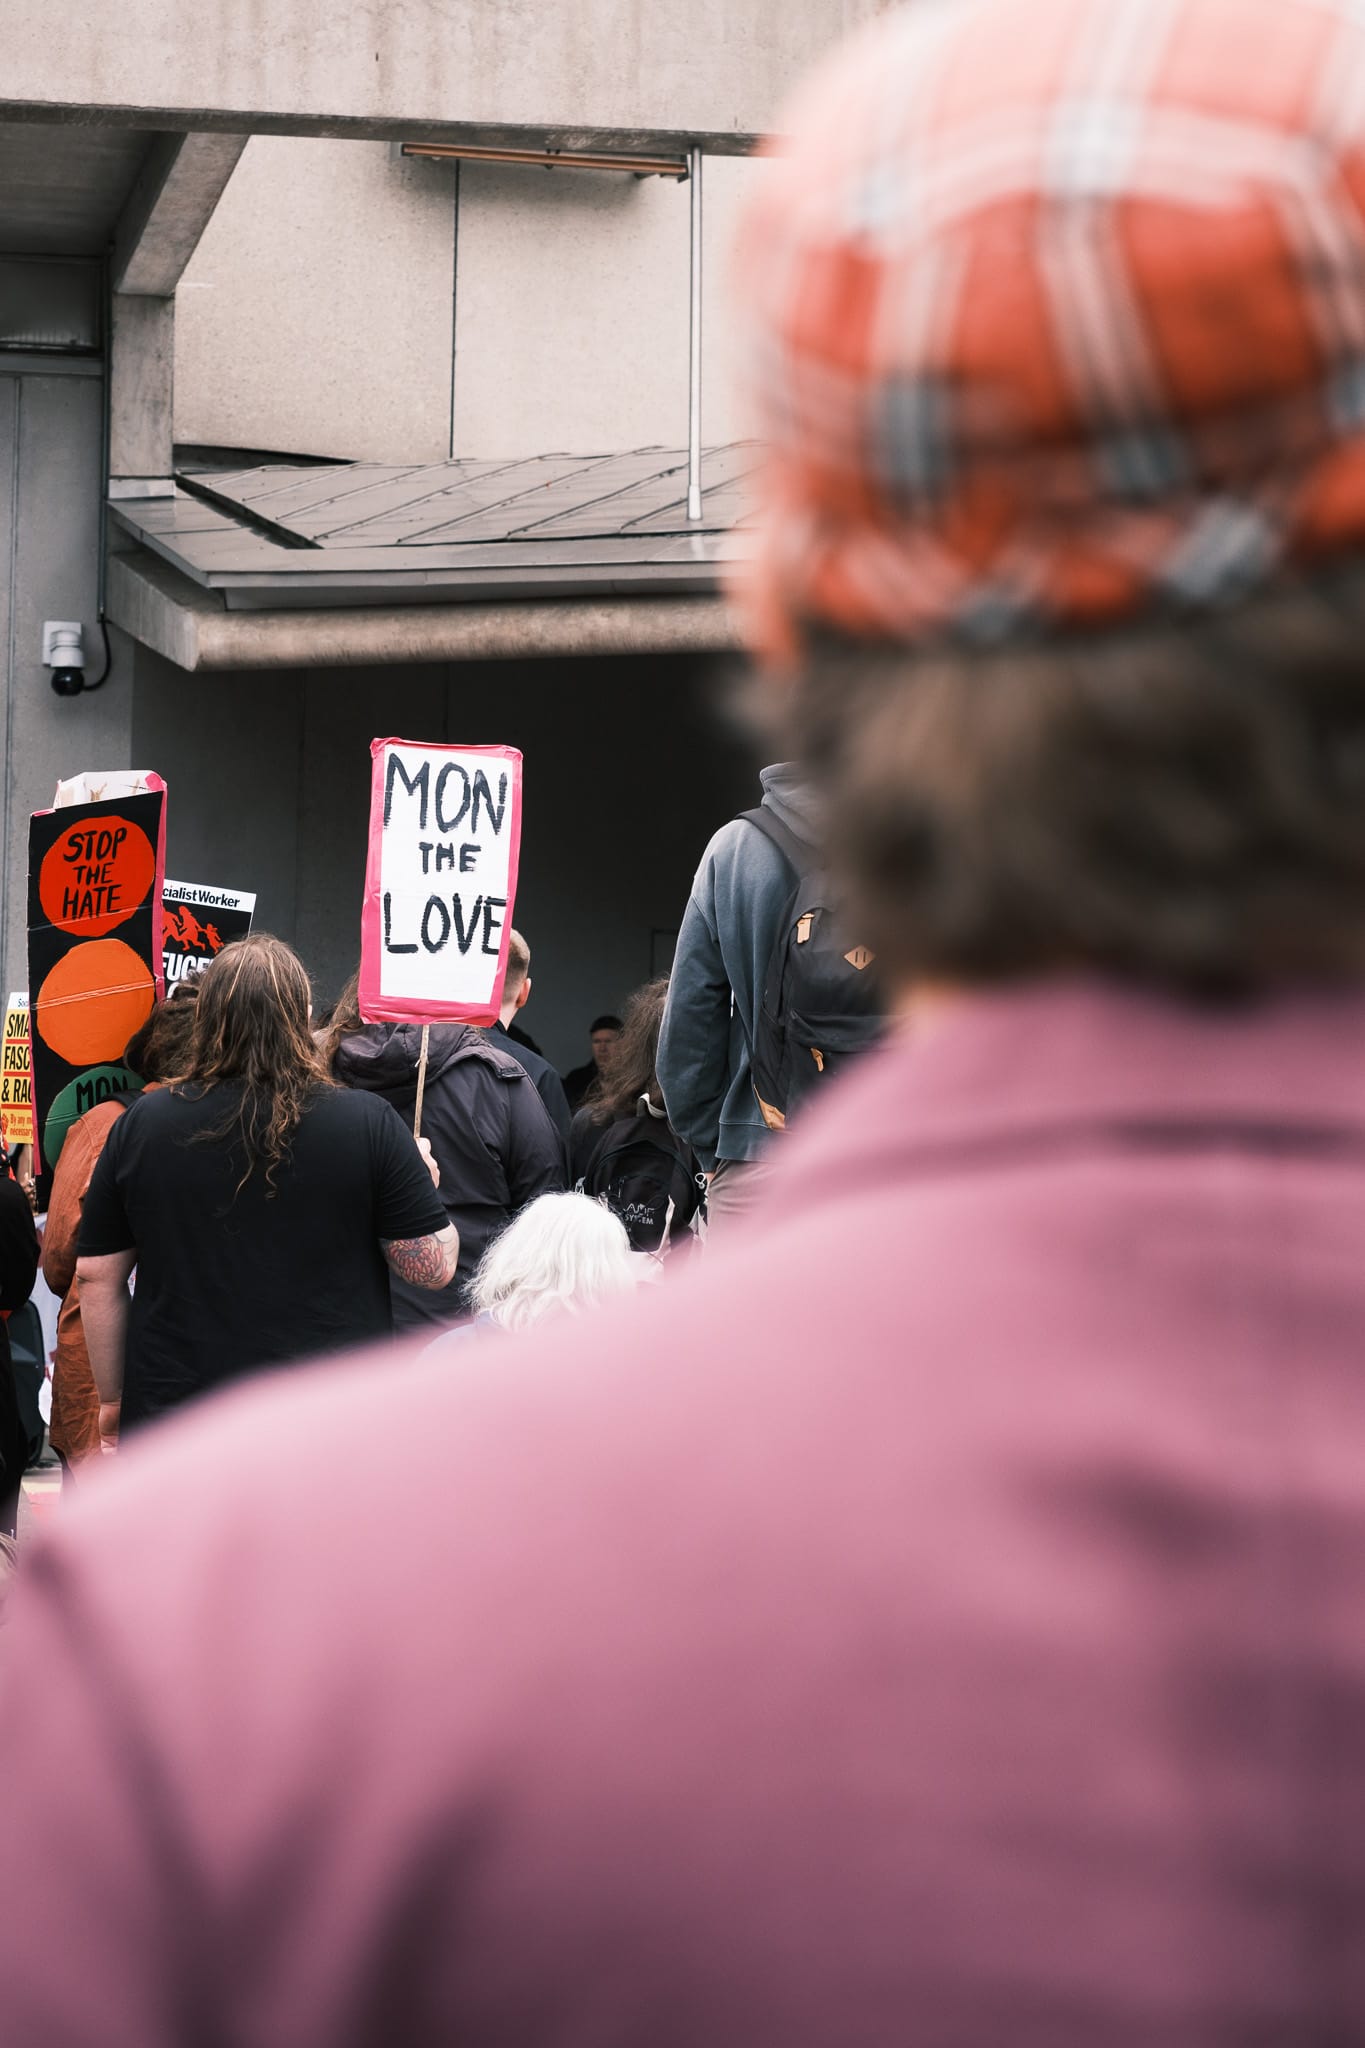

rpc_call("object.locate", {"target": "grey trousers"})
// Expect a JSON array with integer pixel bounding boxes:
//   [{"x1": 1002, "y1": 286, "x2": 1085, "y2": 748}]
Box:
[{"x1": 705, "y1": 1155, "x2": 777, "y2": 1234}]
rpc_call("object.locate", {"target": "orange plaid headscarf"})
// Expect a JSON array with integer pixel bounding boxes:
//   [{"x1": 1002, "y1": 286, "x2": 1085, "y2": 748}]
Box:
[{"x1": 735, "y1": 0, "x2": 1365, "y2": 659}]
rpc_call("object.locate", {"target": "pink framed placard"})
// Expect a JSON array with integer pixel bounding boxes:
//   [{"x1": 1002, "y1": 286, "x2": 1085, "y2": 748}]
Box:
[{"x1": 359, "y1": 738, "x2": 523, "y2": 1026}]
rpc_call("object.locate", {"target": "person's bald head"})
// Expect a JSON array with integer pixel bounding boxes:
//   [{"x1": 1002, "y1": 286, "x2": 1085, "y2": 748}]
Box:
[{"x1": 499, "y1": 929, "x2": 532, "y2": 1027}]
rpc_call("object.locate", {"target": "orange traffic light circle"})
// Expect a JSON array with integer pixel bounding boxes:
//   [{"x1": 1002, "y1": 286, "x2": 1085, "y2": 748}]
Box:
[{"x1": 36, "y1": 939, "x2": 155, "y2": 1068}]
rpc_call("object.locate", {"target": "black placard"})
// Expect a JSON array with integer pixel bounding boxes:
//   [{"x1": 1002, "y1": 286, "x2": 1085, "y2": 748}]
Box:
[{"x1": 27, "y1": 790, "x2": 164, "y2": 1203}]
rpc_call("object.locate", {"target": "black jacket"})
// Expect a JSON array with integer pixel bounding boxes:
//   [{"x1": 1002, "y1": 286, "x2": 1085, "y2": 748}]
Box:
[
  {"x1": 332, "y1": 1023, "x2": 565, "y2": 1329},
  {"x1": 0, "y1": 1173, "x2": 39, "y2": 1534},
  {"x1": 489, "y1": 1021, "x2": 573, "y2": 1165},
  {"x1": 563, "y1": 1062, "x2": 600, "y2": 1115}
]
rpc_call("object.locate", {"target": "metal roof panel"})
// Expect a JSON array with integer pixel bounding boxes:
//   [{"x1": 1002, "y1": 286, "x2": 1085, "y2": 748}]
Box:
[
  {"x1": 387, "y1": 451, "x2": 627, "y2": 544},
  {"x1": 119, "y1": 445, "x2": 755, "y2": 601},
  {"x1": 294, "y1": 459, "x2": 538, "y2": 539}
]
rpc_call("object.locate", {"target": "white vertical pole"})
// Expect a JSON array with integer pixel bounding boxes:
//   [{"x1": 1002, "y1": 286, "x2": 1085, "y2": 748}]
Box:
[{"x1": 687, "y1": 147, "x2": 704, "y2": 522}]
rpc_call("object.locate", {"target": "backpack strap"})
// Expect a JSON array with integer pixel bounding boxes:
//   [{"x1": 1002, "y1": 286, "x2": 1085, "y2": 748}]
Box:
[{"x1": 738, "y1": 804, "x2": 814, "y2": 877}]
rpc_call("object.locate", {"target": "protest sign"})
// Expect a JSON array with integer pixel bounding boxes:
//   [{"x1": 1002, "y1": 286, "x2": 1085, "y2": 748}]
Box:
[
  {"x1": 359, "y1": 738, "x2": 523, "y2": 1029},
  {"x1": 1, "y1": 992, "x2": 34, "y2": 1150},
  {"x1": 27, "y1": 776, "x2": 166, "y2": 1200},
  {"x1": 162, "y1": 879, "x2": 256, "y2": 988}
]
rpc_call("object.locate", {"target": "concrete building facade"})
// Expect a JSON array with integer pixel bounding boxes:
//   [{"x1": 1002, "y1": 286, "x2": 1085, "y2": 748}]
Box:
[
  {"x1": 0, "y1": 1, "x2": 888, "y2": 1067},
  {"x1": 175, "y1": 143, "x2": 762, "y2": 466}
]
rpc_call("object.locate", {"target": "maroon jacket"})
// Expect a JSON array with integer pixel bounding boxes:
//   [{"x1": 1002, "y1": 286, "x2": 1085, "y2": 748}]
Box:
[{"x1": 5, "y1": 980, "x2": 1365, "y2": 2044}]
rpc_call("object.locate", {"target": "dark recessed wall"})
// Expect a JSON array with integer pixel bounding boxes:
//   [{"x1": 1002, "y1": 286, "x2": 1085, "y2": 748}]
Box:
[{"x1": 130, "y1": 644, "x2": 763, "y2": 1071}]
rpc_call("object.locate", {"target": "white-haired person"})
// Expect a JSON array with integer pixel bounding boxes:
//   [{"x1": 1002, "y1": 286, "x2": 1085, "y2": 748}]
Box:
[{"x1": 456, "y1": 1191, "x2": 648, "y2": 1337}]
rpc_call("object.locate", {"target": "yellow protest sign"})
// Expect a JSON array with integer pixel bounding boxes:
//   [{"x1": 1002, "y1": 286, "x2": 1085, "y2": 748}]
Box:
[{"x1": 1, "y1": 991, "x2": 35, "y2": 1149}]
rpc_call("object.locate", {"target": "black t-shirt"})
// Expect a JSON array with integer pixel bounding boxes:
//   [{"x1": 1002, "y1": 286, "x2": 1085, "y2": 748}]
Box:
[
  {"x1": 79, "y1": 1082, "x2": 446, "y2": 1430},
  {"x1": 0, "y1": 1172, "x2": 39, "y2": 1525}
]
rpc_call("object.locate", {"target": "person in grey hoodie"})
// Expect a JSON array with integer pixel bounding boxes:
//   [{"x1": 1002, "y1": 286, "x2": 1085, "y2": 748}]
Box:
[
  {"x1": 657, "y1": 763, "x2": 820, "y2": 1229},
  {"x1": 325, "y1": 975, "x2": 566, "y2": 1330}
]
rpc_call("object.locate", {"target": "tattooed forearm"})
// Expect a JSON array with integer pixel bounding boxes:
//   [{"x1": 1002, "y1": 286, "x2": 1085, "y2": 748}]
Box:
[{"x1": 382, "y1": 1226, "x2": 459, "y2": 1290}]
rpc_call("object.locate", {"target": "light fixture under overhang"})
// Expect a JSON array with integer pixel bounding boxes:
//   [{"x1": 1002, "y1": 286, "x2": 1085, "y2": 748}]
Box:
[{"x1": 400, "y1": 141, "x2": 690, "y2": 178}]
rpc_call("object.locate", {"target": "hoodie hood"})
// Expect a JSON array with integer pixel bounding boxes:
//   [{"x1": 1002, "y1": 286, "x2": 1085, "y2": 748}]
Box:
[
  {"x1": 332, "y1": 1020, "x2": 500, "y2": 1104},
  {"x1": 759, "y1": 760, "x2": 823, "y2": 845}
]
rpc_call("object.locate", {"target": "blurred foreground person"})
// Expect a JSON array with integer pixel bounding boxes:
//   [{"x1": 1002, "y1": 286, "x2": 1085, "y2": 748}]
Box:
[
  {"x1": 41, "y1": 985, "x2": 200, "y2": 1472},
  {"x1": 326, "y1": 970, "x2": 565, "y2": 1328},
  {"x1": 12, "y1": 2, "x2": 1365, "y2": 2040},
  {"x1": 571, "y1": 978, "x2": 705, "y2": 1254},
  {"x1": 456, "y1": 1190, "x2": 646, "y2": 1336},
  {"x1": 75, "y1": 934, "x2": 455, "y2": 1441}
]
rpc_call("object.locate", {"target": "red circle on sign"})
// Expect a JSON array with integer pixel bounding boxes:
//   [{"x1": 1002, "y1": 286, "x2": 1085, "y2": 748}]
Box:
[{"x1": 38, "y1": 814, "x2": 155, "y2": 937}]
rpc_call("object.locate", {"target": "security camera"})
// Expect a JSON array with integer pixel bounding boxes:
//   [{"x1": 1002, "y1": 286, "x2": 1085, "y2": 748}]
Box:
[{"x1": 43, "y1": 621, "x2": 85, "y2": 697}]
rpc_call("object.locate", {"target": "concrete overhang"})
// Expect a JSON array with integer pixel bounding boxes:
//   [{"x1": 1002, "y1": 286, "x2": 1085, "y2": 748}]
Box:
[
  {"x1": 107, "y1": 546, "x2": 742, "y2": 671},
  {"x1": 0, "y1": 120, "x2": 152, "y2": 255},
  {"x1": 0, "y1": 0, "x2": 895, "y2": 153},
  {"x1": 0, "y1": 106, "x2": 767, "y2": 161},
  {"x1": 110, "y1": 132, "x2": 251, "y2": 296},
  {"x1": 0, "y1": 121, "x2": 246, "y2": 272}
]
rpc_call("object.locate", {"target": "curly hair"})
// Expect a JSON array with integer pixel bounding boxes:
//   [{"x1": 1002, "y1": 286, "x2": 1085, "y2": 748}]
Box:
[
  {"x1": 123, "y1": 978, "x2": 201, "y2": 1085},
  {"x1": 584, "y1": 979, "x2": 668, "y2": 1125},
  {"x1": 318, "y1": 968, "x2": 364, "y2": 1076},
  {"x1": 178, "y1": 934, "x2": 334, "y2": 1196}
]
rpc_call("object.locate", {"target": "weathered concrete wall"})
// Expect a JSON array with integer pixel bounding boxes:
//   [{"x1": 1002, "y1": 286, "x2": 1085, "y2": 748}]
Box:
[
  {"x1": 452, "y1": 154, "x2": 762, "y2": 458},
  {"x1": 0, "y1": 1, "x2": 893, "y2": 146},
  {"x1": 175, "y1": 139, "x2": 456, "y2": 462},
  {"x1": 176, "y1": 141, "x2": 768, "y2": 463},
  {"x1": 129, "y1": 644, "x2": 759, "y2": 1068},
  {"x1": 110, "y1": 294, "x2": 175, "y2": 478},
  {"x1": 0, "y1": 363, "x2": 135, "y2": 994}
]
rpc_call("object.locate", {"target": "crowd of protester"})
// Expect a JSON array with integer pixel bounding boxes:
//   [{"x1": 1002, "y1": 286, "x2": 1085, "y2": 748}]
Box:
[
  {"x1": 0, "y1": 917, "x2": 710, "y2": 1474},
  {"x1": 8, "y1": 0, "x2": 1365, "y2": 2037}
]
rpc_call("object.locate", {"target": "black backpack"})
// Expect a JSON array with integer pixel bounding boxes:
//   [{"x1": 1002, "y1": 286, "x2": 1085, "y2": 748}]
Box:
[
  {"x1": 575, "y1": 1112, "x2": 706, "y2": 1253},
  {"x1": 742, "y1": 806, "x2": 885, "y2": 1130}
]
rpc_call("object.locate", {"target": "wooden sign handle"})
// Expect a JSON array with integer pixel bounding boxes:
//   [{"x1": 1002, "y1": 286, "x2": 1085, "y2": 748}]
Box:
[{"x1": 413, "y1": 1021, "x2": 431, "y2": 1138}]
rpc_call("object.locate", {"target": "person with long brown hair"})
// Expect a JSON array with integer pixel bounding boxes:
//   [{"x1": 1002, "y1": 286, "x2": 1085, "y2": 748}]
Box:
[
  {"x1": 75, "y1": 934, "x2": 455, "y2": 1442},
  {"x1": 570, "y1": 978, "x2": 704, "y2": 1255}
]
